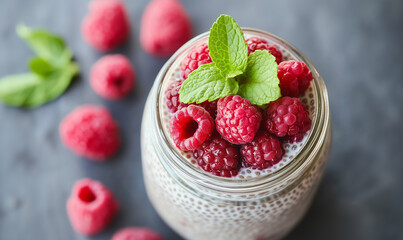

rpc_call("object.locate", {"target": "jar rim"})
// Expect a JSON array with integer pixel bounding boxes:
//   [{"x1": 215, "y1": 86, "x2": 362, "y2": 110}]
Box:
[{"x1": 150, "y1": 28, "x2": 330, "y2": 195}]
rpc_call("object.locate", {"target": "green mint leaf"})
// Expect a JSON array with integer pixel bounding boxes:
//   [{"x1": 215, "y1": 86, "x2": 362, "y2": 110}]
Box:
[
  {"x1": 17, "y1": 24, "x2": 72, "y2": 67},
  {"x1": 0, "y1": 62, "x2": 79, "y2": 108},
  {"x1": 238, "y1": 50, "x2": 281, "y2": 105},
  {"x1": 0, "y1": 73, "x2": 41, "y2": 107},
  {"x1": 208, "y1": 15, "x2": 248, "y2": 78},
  {"x1": 29, "y1": 57, "x2": 55, "y2": 77},
  {"x1": 179, "y1": 63, "x2": 239, "y2": 103}
]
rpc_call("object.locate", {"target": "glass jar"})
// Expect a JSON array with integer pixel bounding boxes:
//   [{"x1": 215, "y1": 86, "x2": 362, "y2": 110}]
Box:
[{"x1": 141, "y1": 28, "x2": 331, "y2": 240}]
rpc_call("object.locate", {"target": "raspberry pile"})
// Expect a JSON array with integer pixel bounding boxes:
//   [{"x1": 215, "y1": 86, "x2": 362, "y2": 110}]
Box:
[{"x1": 167, "y1": 42, "x2": 314, "y2": 177}]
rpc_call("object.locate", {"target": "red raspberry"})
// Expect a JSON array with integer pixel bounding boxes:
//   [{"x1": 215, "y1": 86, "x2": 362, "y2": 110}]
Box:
[
  {"x1": 165, "y1": 80, "x2": 218, "y2": 117},
  {"x1": 197, "y1": 100, "x2": 218, "y2": 118},
  {"x1": 193, "y1": 133, "x2": 240, "y2": 177},
  {"x1": 165, "y1": 80, "x2": 189, "y2": 113},
  {"x1": 278, "y1": 60, "x2": 313, "y2": 97},
  {"x1": 180, "y1": 43, "x2": 212, "y2": 80},
  {"x1": 246, "y1": 37, "x2": 283, "y2": 64},
  {"x1": 216, "y1": 95, "x2": 262, "y2": 145},
  {"x1": 67, "y1": 178, "x2": 119, "y2": 236},
  {"x1": 90, "y1": 54, "x2": 135, "y2": 100},
  {"x1": 240, "y1": 131, "x2": 283, "y2": 170},
  {"x1": 82, "y1": 0, "x2": 130, "y2": 51},
  {"x1": 265, "y1": 97, "x2": 311, "y2": 142},
  {"x1": 112, "y1": 227, "x2": 163, "y2": 240},
  {"x1": 60, "y1": 105, "x2": 121, "y2": 161},
  {"x1": 169, "y1": 105, "x2": 214, "y2": 151},
  {"x1": 140, "y1": 0, "x2": 192, "y2": 57}
]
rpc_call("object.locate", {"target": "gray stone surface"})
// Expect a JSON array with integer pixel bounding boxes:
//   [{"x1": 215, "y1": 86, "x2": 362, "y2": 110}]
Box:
[{"x1": 0, "y1": 0, "x2": 402, "y2": 239}]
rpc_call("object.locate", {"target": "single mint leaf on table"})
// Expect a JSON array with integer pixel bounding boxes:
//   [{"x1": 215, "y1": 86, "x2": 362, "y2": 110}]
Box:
[
  {"x1": 208, "y1": 14, "x2": 248, "y2": 78},
  {"x1": 29, "y1": 57, "x2": 55, "y2": 77},
  {"x1": 0, "y1": 62, "x2": 79, "y2": 108},
  {"x1": 238, "y1": 50, "x2": 281, "y2": 105},
  {"x1": 17, "y1": 24, "x2": 72, "y2": 67},
  {"x1": 179, "y1": 63, "x2": 239, "y2": 104}
]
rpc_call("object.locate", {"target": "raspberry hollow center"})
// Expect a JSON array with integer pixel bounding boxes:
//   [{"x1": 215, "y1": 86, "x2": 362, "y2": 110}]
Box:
[
  {"x1": 113, "y1": 77, "x2": 124, "y2": 88},
  {"x1": 78, "y1": 186, "x2": 96, "y2": 203},
  {"x1": 181, "y1": 119, "x2": 198, "y2": 139}
]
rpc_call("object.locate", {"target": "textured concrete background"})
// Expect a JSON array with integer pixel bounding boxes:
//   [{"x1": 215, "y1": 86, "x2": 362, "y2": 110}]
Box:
[{"x1": 0, "y1": 0, "x2": 402, "y2": 239}]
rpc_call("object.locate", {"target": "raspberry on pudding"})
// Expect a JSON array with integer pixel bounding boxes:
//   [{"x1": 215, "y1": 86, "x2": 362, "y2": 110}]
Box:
[
  {"x1": 240, "y1": 131, "x2": 283, "y2": 170},
  {"x1": 165, "y1": 80, "x2": 189, "y2": 113},
  {"x1": 246, "y1": 37, "x2": 283, "y2": 64},
  {"x1": 193, "y1": 133, "x2": 240, "y2": 177},
  {"x1": 169, "y1": 105, "x2": 214, "y2": 151},
  {"x1": 180, "y1": 43, "x2": 212, "y2": 80},
  {"x1": 278, "y1": 60, "x2": 313, "y2": 97},
  {"x1": 265, "y1": 97, "x2": 312, "y2": 143},
  {"x1": 215, "y1": 95, "x2": 262, "y2": 145}
]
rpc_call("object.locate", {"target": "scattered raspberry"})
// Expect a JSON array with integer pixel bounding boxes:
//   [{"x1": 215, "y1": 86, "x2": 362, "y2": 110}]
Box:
[
  {"x1": 169, "y1": 105, "x2": 214, "y2": 151},
  {"x1": 180, "y1": 43, "x2": 212, "y2": 80},
  {"x1": 216, "y1": 95, "x2": 262, "y2": 145},
  {"x1": 265, "y1": 97, "x2": 311, "y2": 142},
  {"x1": 60, "y1": 105, "x2": 121, "y2": 161},
  {"x1": 245, "y1": 37, "x2": 283, "y2": 64},
  {"x1": 67, "y1": 178, "x2": 119, "y2": 236},
  {"x1": 90, "y1": 54, "x2": 135, "y2": 100},
  {"x1": 82, "y1": 0, "x2": 130, "y2": 51},
  {"x1": 193, "y1": 133, "x2": 240, "y2": 177},
  {"x1": 140, "y1": 0, "x2": 192, "y2": 57},
  {"x1": 165, "y1": 80, "x2": 218, "y2": 117},
  {"x1": 165, "y1": 80, "x2": 189, "y2": 113},
  {"x1": 278, "y1": 60, "x2": 313, "y2": 97},
  {"x1": 112, "y1": 227, "x2": 163, "y2": 240},
  {"x1": 240, "y1": 131, "x2": 283, "y2": 170}
]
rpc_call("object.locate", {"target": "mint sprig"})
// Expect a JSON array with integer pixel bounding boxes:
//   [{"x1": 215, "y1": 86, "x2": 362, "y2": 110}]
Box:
[
  {"x1": 179, "y1": 15, "x2": 281, "y2": 105},
  {"x1": 0, "y1": 24, "x2": 79, "y2": 108},
  {"x1": 179, "y1": 63, "x2": 238, "y2": 103},
  {"x1": 238, "y1": 50, "x2": 281, "y2": 105}
]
